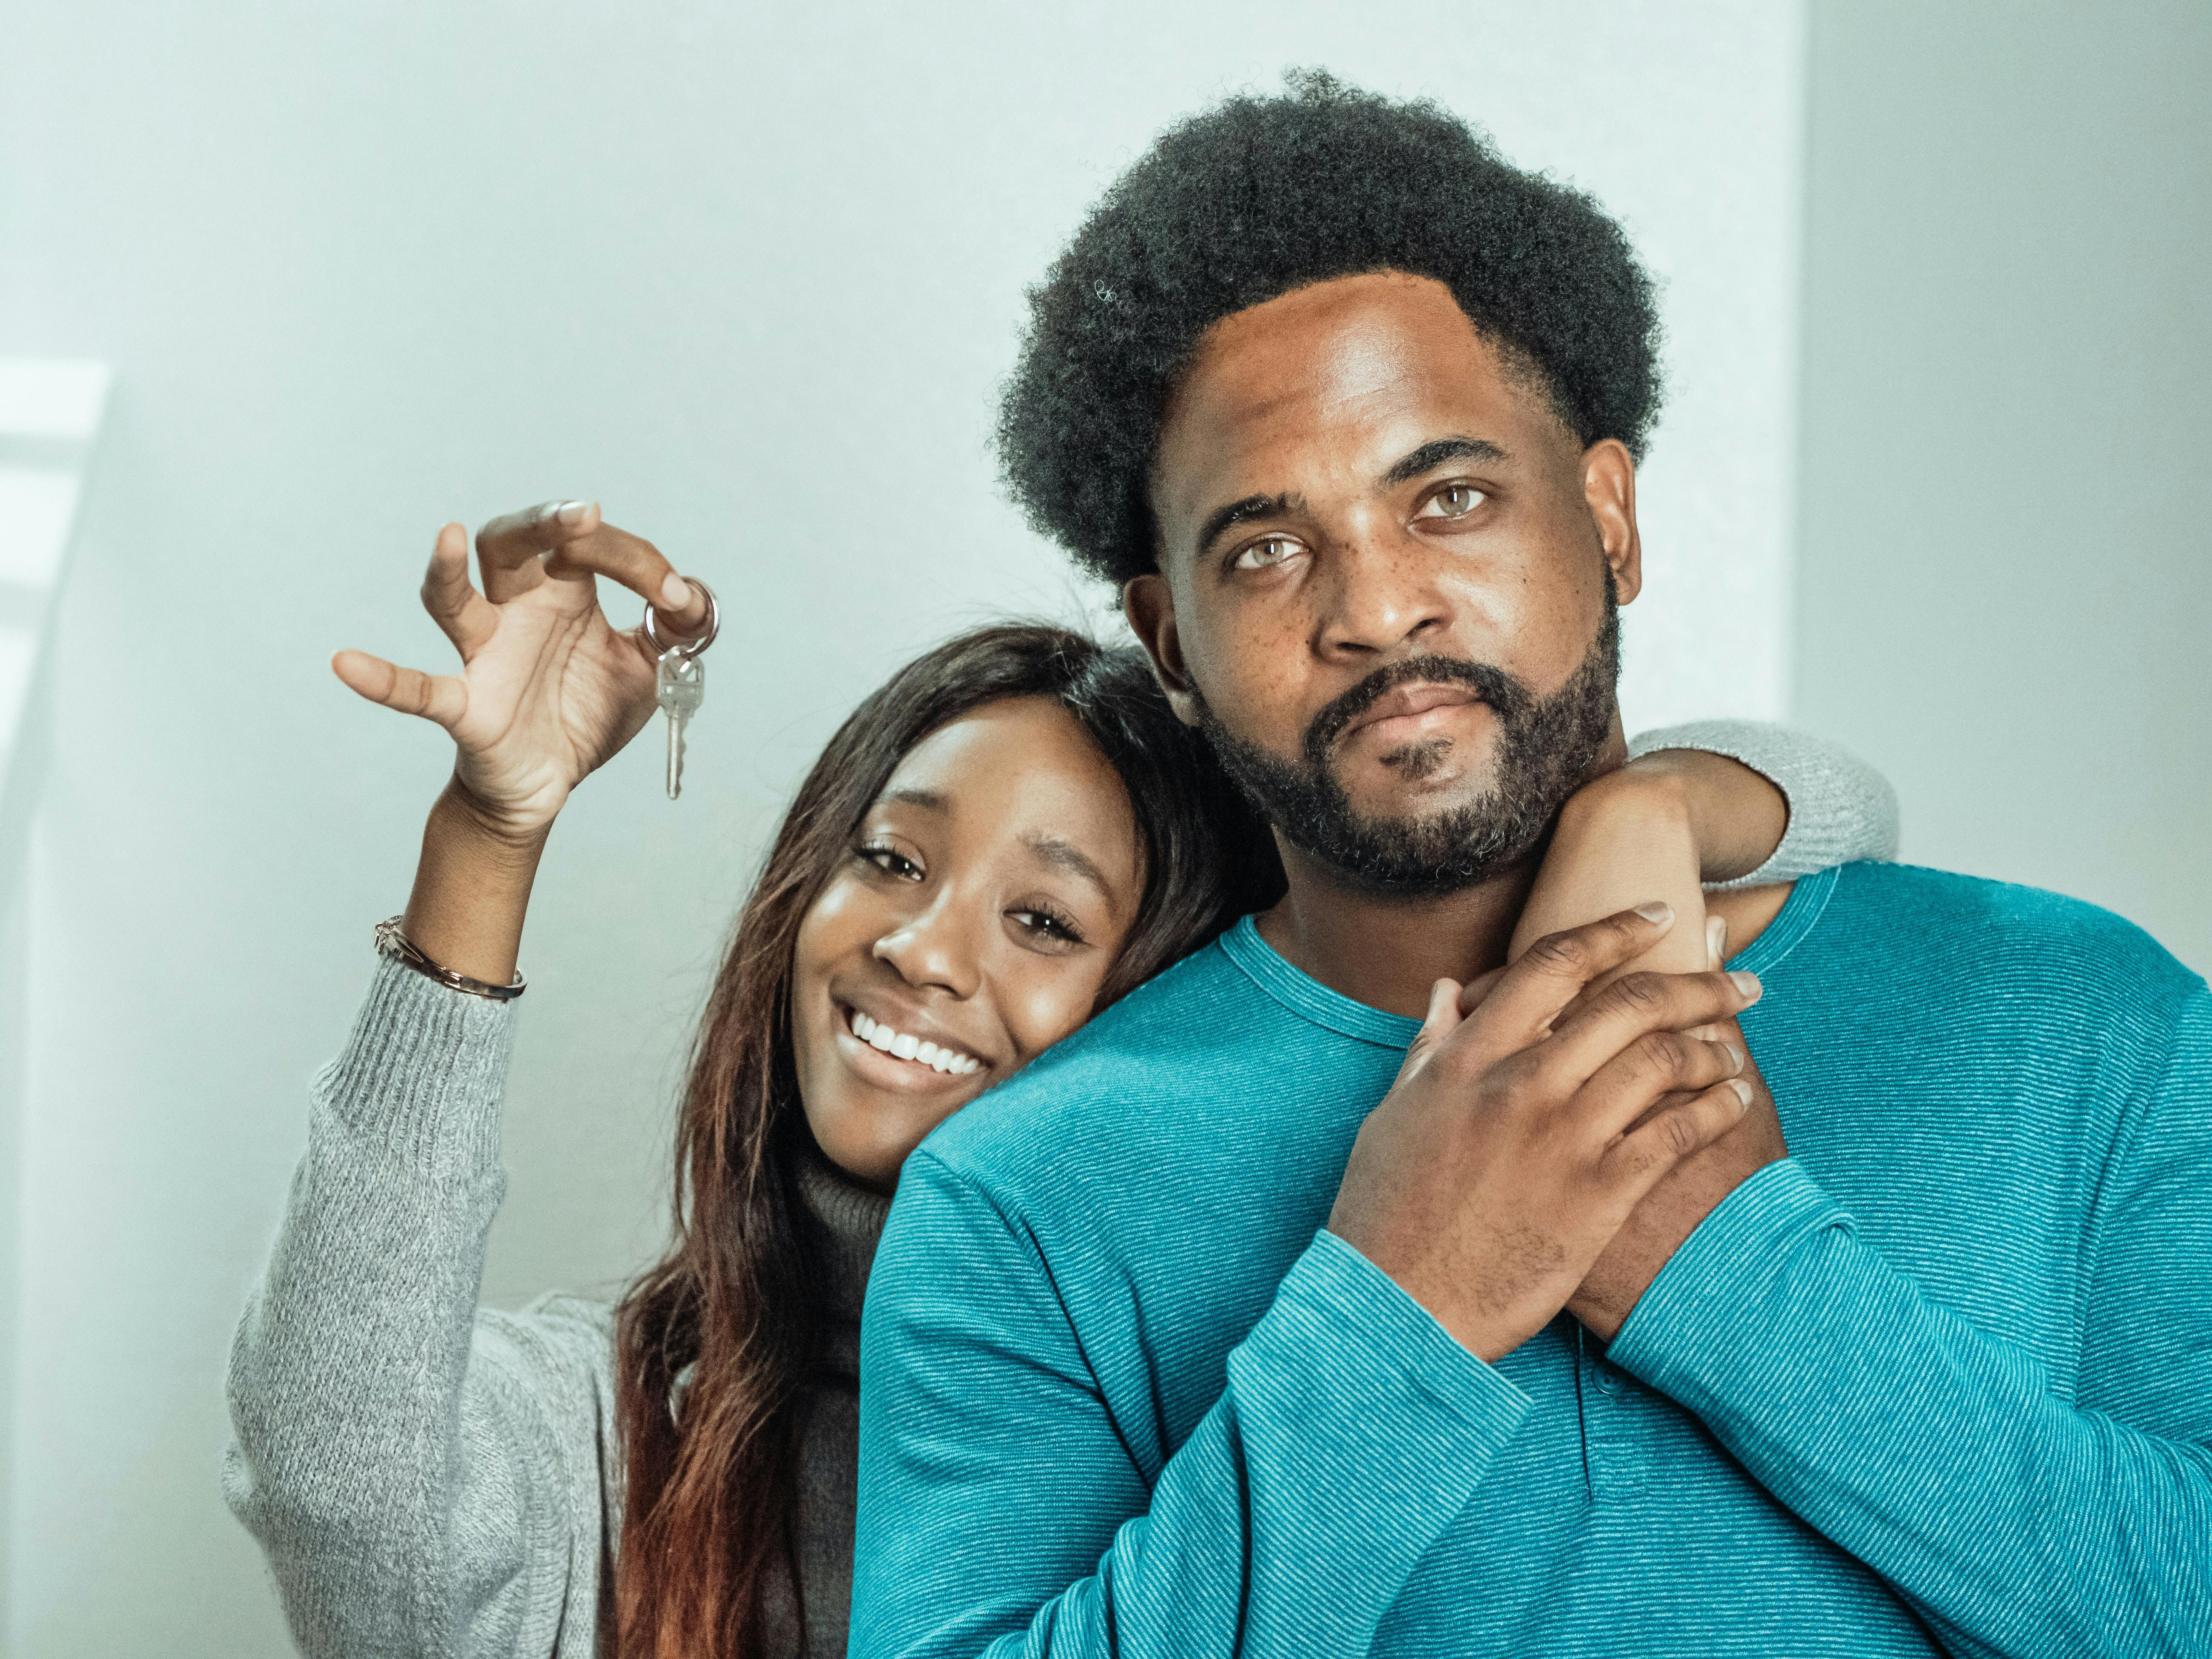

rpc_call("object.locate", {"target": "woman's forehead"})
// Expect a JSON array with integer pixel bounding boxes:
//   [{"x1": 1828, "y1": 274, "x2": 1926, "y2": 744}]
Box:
[{"x1": 879, "y1": 699, "x2": 1138, "y2": 863}]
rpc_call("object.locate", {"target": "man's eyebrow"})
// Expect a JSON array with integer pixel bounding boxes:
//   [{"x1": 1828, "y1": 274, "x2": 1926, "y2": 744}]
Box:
[
  {"x1": 1197, "y1": 492, "x2": 1305, "y2": 556},
  {"x1": 1380, "y1": 436, "x2": 1508, "y2": 489},
  {"x1": 882, "y1": 787, "x2": 947, "y2": 812},
  {"x1": 1022, "y1": 832, "x2": 1118, "y2": 910}
]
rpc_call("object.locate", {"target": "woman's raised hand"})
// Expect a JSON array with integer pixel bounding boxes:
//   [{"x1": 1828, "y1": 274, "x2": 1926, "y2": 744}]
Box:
[{"x1": 333, "y1": 503, "x2": 713, "y2": 838}]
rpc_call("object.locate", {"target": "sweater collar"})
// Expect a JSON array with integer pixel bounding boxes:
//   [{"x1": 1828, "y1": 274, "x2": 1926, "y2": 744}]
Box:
[{"x1": 795, "y1": 1140, "x2": 891, "y2": 1331}]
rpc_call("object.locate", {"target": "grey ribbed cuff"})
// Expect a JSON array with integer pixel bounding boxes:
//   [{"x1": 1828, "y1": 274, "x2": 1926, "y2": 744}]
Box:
[
  {"x1": 1627, "y1": 720, "x2": 1901, "y2": 890},
  {"x1": 311, "y1": 953, "x2": 519, "y2": 1176}
]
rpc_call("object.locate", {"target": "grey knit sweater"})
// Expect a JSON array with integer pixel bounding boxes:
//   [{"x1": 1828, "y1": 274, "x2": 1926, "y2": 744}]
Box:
[{"x1": 221, "y1": 719, "x2": 1897, "y2": 1659}]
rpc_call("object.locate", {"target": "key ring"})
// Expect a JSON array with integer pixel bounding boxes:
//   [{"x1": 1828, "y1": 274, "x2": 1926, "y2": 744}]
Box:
[{"x1": 643, "y1": 576, "x2": 720, "y2": 660}]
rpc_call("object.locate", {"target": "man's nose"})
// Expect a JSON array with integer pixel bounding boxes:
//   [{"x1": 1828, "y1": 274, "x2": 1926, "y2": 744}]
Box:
[
  {"x1": 872, "y1": 888, "x2": 984, "y2": 999},
  {"x1": 1311, "y1": 523, "x2": 1454, "y2": 663}
]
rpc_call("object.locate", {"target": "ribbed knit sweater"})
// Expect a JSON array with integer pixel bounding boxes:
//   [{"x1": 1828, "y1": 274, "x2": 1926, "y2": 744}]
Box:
[{"x1": 221, "y1": 720, "x2": 1898, "y2": 1659}]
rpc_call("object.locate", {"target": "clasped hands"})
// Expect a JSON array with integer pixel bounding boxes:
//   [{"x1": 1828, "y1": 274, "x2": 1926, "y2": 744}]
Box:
[{"x1": 1329, "y1": 903, "x2": 1787, "y2": 1363}]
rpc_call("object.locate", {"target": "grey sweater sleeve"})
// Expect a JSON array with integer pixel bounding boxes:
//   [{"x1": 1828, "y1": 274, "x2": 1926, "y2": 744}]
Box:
[
  {"x1": 1626, "y1": 720, "x2": 1901, "y2": 890},
  {"x1": 223, "y1": 957, "x2": 620, "y2": 1659}
]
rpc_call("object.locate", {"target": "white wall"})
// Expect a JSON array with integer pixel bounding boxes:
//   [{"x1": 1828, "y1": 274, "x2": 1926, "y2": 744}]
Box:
[
  {"x1": 0, "y1": 3, "x2": 1805, "y2": 1650},
  {"x1": 1797, "y1": 0, "x2": 2211, "y2": 978}
]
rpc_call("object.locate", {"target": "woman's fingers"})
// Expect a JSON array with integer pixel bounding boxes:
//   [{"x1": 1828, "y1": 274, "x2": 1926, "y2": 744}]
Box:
[
  {"x1": 473, "y1": 499, "x2": 599, "y2": 601},
  {"x1": 332, "y1": 649, "x2": 467, "y2": 729},
  {"x1": 541, "y1": 521, "x2": 711, "y2": 637},
  {"x1": 420, "y1": 523, "x2": 499, "y2": 658}
]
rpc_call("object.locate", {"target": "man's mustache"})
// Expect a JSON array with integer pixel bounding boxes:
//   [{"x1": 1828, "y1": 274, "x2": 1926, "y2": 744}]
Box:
[{"x1": 1304, "y1": 655, "x2": 1537, "y2": 763}]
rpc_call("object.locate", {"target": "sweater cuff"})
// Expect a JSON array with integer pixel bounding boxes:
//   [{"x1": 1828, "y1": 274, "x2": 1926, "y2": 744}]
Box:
[
  {"x1": 311, "y1": 952, "x2": 520, "y2": 1177},
  {"x1": 1627, "y1": 720, "x2": 1901, "y2": 890},
  {"x1": 1248, "y1": 1229, "x2": 1532, "y2": 1455},
  {"x1": 1606, "y1": 1159, "x2": 1848, "y2": 1403}
]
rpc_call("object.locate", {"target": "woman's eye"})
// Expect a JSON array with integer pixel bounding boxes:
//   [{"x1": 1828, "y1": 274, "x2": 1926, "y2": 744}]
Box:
[
  {"x1": 1010, "y1": 907, "x2": 1088, "y2": 949},
  {"x1": 858, "y1": 844, "x2": 923, "y2": 881},
  {"x1": 1420, "y1": 483, "x2": 1487, "y2": 520},
  {"x1": 1230, "y1": 536, "x2": 1301, "y2": 571}
]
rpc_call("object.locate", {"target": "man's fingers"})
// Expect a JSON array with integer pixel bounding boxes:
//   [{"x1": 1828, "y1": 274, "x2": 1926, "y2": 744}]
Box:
[
  {"x1": 1602, "y1": 1078, "x2": 1755, "y2": 1193},
  {"x1": 1397, "y1": 978, "x2": 1464, "y2": 1083},
  {"x1": 1465, "y1": 903, "x2": 1682, "y2": 1046},
  {"x1": 541, "y1": 522, "x2": 711, "y2": 637},
  {"x1": 1455, "y1": 965, "x2": 1508, "y2": 1017},
  {"x1": 332, "y1": 649, "x2": 466, "y2": 729},
  {"x1": 1575, "y1": 1025, "x2": 1745, "y2": 1140},
  {"x1": 1536, "y1": 968, "x2": 1762, "y2": 1095},
  {"x1": 420, "y1": 524, "x2": 499, "y2": 657}
]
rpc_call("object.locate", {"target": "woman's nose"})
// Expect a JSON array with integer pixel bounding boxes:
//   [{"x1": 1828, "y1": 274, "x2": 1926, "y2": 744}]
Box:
[{"x1": 871, "y1": 890, "x2": 983, "y2": 999}]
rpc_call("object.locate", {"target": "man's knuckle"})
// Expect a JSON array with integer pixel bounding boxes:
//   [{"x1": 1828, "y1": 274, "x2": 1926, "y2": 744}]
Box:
[
  {"x1": 1659, "y1": 1112, "x2": 1703, "y2": 1159},
  {"x1": 1635, "y1": 1030, "x2": 1690, "y2": 1078},
  {"x1": 1525, "y1": 931, "x2": 1590, "y2": 978}
]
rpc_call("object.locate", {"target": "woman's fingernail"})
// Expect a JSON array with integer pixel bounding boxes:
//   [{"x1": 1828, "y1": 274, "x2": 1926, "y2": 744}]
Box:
[
  {"x1": 1723, "y1": 1044, "x2": 1743, "y2": 1072},
  {"x1": 1729, "y1": 970, "x2": 1762, "y2": 1000},
  {"x1": 556, "y1": 500, "x2": 591, "y2": 526},
  {"x1": 1727, "y1": 1078, "x2": 1754, "y2": 1106},
  {"x1": 1634, "y1": 900, "x2": 1673, "y2": 925},
  {"x1": 661, "y1": 573, "x2": 692, "y2": 608}
]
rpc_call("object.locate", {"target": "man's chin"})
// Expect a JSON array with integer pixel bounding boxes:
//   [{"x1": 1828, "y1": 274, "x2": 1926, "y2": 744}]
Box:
[{"x1": 1332, "y1": 766, "x2": 1497, "y2": 826}]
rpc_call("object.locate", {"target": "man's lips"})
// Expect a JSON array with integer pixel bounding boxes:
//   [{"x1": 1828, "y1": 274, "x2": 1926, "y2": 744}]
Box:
[{"x1": 1336, "y1": 682, "x2": 1485, "y2": 746}]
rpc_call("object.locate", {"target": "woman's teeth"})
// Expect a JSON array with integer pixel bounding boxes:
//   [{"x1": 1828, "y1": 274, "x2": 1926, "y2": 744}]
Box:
[{"x1": 850, "y1": 1010, "x2": 982, "y2": 1075}]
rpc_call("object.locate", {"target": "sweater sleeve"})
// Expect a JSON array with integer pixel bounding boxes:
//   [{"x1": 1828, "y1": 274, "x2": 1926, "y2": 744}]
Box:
[
  {"x1": 1626, "y1": 720, "x2": 1901, "y2": 889},
  {"x1": 1608, "y1": 990, "x2": 2212, "y2": 1659},
  {"x1": 222, "y1": 957, "x2": 616, "y2": 1659},
  {"x1": 851, "y1": 1156, "x2": 1531, "y2": 1659}
]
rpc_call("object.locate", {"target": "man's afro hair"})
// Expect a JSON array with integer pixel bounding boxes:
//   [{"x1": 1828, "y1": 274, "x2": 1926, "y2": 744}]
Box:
[{"x1": 996, "y1": 72, "x2": 1664, "y2": 586}]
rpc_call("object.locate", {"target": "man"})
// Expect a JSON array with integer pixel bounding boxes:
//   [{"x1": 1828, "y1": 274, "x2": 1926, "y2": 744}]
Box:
[{"x1": 853, "y1": 76, "x2": 2211, "y2": 1657}]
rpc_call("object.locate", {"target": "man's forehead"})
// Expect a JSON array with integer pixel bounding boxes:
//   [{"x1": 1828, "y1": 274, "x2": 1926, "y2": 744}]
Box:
[{"x1": 1153, "y1": 273, "x2": 1535, "y2": 518}]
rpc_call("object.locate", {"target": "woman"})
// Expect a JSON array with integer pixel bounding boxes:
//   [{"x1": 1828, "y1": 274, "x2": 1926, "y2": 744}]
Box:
[{"x1": 223, "y1": 502, "x2": 1895, "y2": 1658}]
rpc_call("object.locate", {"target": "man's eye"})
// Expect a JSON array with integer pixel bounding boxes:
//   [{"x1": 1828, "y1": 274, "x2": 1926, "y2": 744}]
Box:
[
  {"x1": 1231, "y1": 536, "x2": 1301, "y2": 571},
  {"x1": 1421, "y1": 483, "x2": 1487, "y2": 519}
]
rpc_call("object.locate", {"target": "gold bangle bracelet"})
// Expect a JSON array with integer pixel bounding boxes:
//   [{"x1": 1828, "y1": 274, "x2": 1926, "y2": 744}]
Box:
[{"x1": 373, "y1": 915, "x2": 527, "y2": 1001}]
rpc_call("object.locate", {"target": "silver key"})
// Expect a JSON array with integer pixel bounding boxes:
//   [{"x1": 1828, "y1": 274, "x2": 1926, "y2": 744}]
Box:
[{"x1": 655, "y1": 647, "x2": 705, "y2": 799}]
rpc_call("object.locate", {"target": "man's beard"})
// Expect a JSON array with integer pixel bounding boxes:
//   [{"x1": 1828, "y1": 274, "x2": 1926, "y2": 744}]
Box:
[{"x1": 1196, "y1": 600, "x2": 1620, "y2": 899}]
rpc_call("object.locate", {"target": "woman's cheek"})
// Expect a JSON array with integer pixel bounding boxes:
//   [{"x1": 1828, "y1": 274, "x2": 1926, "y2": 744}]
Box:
[{"x1": 999, "y1": 958, "x2": 1113, "y2": 1064}]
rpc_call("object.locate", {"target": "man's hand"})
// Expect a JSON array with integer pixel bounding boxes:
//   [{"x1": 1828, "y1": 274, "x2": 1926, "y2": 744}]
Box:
[
  {"x1": 1328, "y1": 905, "x2": 1764, "y2": 1363},
  {"x1": 1568, "y1": 1014, "x2": 1789, "y2": 1342}
]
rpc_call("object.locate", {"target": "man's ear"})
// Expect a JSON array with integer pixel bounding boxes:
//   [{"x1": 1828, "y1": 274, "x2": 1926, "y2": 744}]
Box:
[
  {"x1": 1581, "y1": 438, "x2": 1643, "y2": 606},
  {"x1": 1122, "y1": 573, "x2": 1204, "y2": 728}
]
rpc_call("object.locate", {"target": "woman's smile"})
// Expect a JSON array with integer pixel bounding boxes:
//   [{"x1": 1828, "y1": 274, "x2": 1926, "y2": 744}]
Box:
[{"x1": 834, "y1": 996, "x2": 989, "y2": 1086}]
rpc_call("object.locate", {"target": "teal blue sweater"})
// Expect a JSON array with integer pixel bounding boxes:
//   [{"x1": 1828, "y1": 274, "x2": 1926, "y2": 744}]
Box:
[{"x1": 854, "y1": 864, "x2": 2212, "y2": 1657}]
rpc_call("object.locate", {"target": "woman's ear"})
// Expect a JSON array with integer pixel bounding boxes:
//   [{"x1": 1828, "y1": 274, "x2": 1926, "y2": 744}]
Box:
[
  {"x1": 1581, "y1": 438, "x2": 1643, "y2": 606},
  {"x1": 1122, "y1": 574, "x2": 1203, "y2": 728}
]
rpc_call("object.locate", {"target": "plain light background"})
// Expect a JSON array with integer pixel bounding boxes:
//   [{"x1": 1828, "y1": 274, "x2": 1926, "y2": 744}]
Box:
[
  {"x1": 0, "y1": 1, "x2": 2203, "y2": 1653},
  {"x1": 1796, "y1": 0, "x2": 2211, "y2": 980}
]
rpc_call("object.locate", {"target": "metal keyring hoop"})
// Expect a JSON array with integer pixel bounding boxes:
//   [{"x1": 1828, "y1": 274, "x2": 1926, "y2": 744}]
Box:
[{"x1": 643, "y1": 576, "x2": 721, "y2": 660}]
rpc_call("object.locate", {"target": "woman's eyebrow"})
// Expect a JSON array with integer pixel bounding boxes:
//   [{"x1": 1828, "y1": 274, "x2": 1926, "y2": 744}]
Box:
[
  {"x1": 1022, "y1": 831, "x2": 1118, "y2": 910},
  {"x1": 883, "y1": 787, "x2": 948, "y2": 812}
]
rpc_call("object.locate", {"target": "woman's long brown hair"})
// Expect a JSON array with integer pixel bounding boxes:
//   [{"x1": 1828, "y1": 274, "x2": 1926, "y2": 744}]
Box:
[{"x1": 612, "y1": 625, "x2": 1278, "y2": 1657}]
